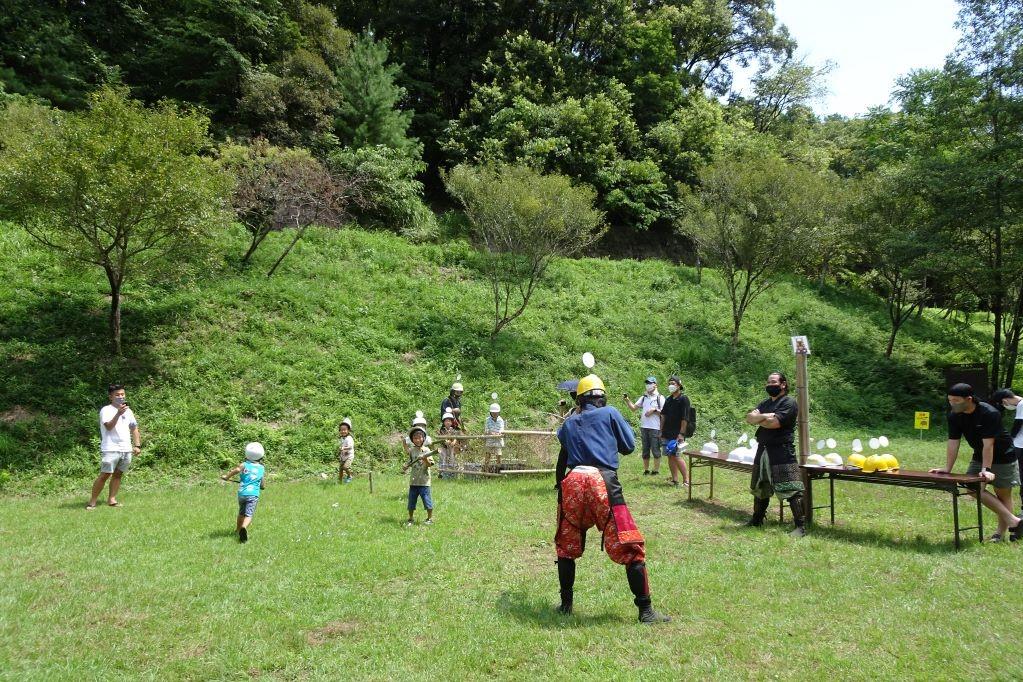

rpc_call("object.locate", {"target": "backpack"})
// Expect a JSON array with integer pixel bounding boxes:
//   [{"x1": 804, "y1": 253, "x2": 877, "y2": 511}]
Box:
[{"x1": 685, "y1": 403, "x2": 697, "y2": 438}]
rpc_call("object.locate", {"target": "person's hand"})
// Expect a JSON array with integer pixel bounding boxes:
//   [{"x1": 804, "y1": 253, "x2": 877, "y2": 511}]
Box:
[
  {"x1": 132, "y1": 446, "x2": 141, "y2": 455},
  {"x1": 929, "y1": 467, "x2": 948, "y2": 474},
  {"x1": 116, "y1": 403, "x2": 129, "y2": 416},
  {"x1": 981, "y1": 470, "x2": 995, "y2": 483}
]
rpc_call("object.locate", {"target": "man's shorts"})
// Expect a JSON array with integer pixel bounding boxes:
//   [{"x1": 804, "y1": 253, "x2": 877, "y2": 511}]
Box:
[
  {"x1": 408, "y1": 485, "x2": 433, "y2": 511},
  {"x1": 640, "y1": 428, "x2": 661, "y2": 459},
  {"x1": 238, "y1": 496, "x2": 259, "y2": 517},
  {"x1": 966, "y1": 459, "x2": 1021, "y2": 489},
  {"x1": 100, "y1": 451, "x2": 132, "y2": 474}
]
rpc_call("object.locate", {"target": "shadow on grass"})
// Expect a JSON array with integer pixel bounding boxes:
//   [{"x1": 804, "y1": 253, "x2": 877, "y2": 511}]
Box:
[
  {"x1": 496, "y1": 590, "x2": 621, "y2": 628},
  {"x1": 805, "y1": 523, "x2": 967, "y2": 554},
  {"x1": 206, "y1": 528, "x2": 238, "y2": 539}
]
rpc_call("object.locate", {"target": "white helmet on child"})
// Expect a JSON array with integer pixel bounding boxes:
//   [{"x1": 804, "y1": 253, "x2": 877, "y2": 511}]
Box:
[
  {"x1": 245, "y1": 442, "x2": 265, "y2": 461},
  {"x1": 442, "y1": 410, "x2": 455, "y2": 422},
  {"x1": 489, "y1": 403, "x2": 501, "y2": 413},
  {"x1": 451, "y1": 382, "x2": 464, "y2": 392}
]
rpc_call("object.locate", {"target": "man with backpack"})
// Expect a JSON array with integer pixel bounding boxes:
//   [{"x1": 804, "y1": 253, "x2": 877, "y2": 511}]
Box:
[
  {"x1": 660, "y1": 376, "x2": 691, "y2": 488},
  {"x1": 625, "y1": 376, "x2": 665, "y2": 475}
]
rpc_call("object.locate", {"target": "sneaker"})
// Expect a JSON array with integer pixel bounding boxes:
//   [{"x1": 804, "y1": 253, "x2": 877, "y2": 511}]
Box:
[
  {"x1": 638, "y1": 607, "x2": 671, "y2": 624},
  {"x1": 424, "y1": 519, "x2": 434, "y2": 526},
  {"x1": 1009, "y1": 521, "x2": 1023, "y2": 542},
  {"x1": 344, "y1": 476, "x2": 352, "y2": 483},
  {"x1": 643, "y1": 470, "x2": 651, "y2": 475},
  {"x1": 789, "y1": 525, "x2": 807, "y2": 538},
  {"x1": 667, "y1": 479, "x2": 679, "y2": 487},
  {"x1": 990, "y1": 532, "x2": 1003, "y2": 542},
  {"x1": 404, "y1": 520, "x2": 414, "y2": 528},
  {"x1": 650, "y1": 470, "x2": 659, "y2": 476},
  {"x1": 239, "y1": 527, "x2": 248, "y2": 543}
]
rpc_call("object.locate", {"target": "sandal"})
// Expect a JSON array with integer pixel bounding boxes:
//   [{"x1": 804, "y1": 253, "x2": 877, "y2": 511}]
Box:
[
  {"x1": 85, "y1": 503, "x2": 96, "y2": 511},
  {"x1": 108, "y1": 501, "x2": 121, "y2": 507},
  {"x1": 990, "y1": 533, "x2": 1003, "y2": 542}
]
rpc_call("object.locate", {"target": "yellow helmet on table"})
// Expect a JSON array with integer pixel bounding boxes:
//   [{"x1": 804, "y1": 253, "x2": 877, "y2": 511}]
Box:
[
  {"x1": 848, "y1": 453, "x2": 866, "y2": 468},
  {"x1": 576, "y1": 373, "x2": 606, "y2": 396},
  {"x1": 862, "y1": 455, "x2": 880, "y2": 473}
]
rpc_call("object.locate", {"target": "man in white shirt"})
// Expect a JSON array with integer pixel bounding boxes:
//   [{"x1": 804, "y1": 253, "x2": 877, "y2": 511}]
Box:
[
  {"x1": 625, "y1": 376, "x2": 664, "y2": 475},
  {"x1": 992, "y1": 388, "x2": 1023, "y2": 515},
  {"x1": 88, "y1": 384, "x2": 141, "y2": 509}
]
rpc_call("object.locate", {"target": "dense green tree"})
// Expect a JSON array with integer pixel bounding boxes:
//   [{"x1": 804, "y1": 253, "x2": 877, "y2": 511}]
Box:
[
  {"x1": 444, "y1": 163, "x2": 606, "y2": 337},
  {"x1": 335, "y1": 33, "x2": 416, "y2": 152},
  {"x1": 0, "y1": 88, "x2": 232, "y2": 353}
]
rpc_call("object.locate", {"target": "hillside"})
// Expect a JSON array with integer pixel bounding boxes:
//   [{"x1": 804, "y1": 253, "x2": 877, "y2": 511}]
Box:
[{"x1": 0, "y1": 224, "x2": 1003, "y2": 486}]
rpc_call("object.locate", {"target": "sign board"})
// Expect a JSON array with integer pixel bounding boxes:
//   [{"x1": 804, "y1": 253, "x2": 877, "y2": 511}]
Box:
[
  {"x1": 791, "y1": 335, "x2": 811, "y2": 355},
  {"x1": 914, "y1": 411, "x2": 930, "y2": 430}
]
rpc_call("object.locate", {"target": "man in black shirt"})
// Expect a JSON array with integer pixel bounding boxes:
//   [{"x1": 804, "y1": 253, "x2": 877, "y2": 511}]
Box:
[
  {"x1": 744, "y1": 371, "x2": 805, "y2": 537},
  {"x1": 930, "y1": 383, "x2": 1022, "y2": 541},
  {"x1": 659, "y1": 376, "x2": 690, "y2": 488}
]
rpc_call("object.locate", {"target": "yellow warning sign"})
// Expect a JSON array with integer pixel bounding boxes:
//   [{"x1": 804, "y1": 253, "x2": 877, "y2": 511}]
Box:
[{"x1": 914, "y1": 412, "x2": 930, "y2": 430}]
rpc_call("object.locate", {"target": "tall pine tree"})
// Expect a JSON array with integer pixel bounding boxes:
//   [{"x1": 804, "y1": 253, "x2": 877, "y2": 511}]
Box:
[{"x1": 335, "y1": 32, "x2": 415, "y2": 151}]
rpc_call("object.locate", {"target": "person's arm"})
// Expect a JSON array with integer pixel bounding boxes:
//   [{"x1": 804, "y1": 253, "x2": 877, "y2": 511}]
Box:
[
  {"x1": 931, "y1": 440, "x2": 960, "y2": 473},
  {"x1": 1011, "y1": 418, "x2": 1023, "y2": 440},
  {"x1": 220, "y1": 464, "x2": 243, "y2": 480},
  {"x1": 624, "y1": 396, "x2": 639, "y2": 411},
  {"x1": 555, "y1": 443, "x2": 569, "y2": 487},
  {"x1": 103, "y1": 405, "x2": 127, "y2": 430},
  {"x1": 645, "y1": 396, "x2": 663, "y2": 418},
  {"x1": 980, "y1": 438, "x2": 996, "y2": 480},
  {"x1": 130, "y1": 421, "x2": 141, "y2": 453},
  {"x1": 611, "y1": 410, "x2": 637, "y2": 454},
  {"x1": 746, "y1": 408, "x2": 766, "y2": 425}
]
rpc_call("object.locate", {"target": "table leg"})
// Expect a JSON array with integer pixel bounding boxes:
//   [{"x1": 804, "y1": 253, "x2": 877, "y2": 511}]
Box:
[
  {"x1": 805, "y1": 476, "x2": 814, "y2": 527},
  {"x1": 953, "y1": 490, "x2": 960, "y2": 552},
  {"x1": 709, "y1": 462, "x2": 715, "y2": 499},
  {"x1": 829, "y1": 477, "x2": 835, "y2": 525},
  {"x1": 687, "y1": 453, "x2": 693, "y2": 502},
  {"x1": 976, "y1": 482, "x2": 983, "y2": 543},
  {"x1": 779, "y1": 501, "x2": 784, "y2": 523}
]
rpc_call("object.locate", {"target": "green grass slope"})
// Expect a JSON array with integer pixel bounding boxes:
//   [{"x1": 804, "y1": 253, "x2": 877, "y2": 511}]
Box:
[{"x1": 0, "y1": 224, "x2": 1005, "y2": 489}]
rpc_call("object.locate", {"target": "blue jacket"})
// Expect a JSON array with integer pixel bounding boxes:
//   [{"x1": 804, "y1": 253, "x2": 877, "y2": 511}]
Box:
[{"x1": 557, "y1": 404, "x2": 636, "y2": 471}]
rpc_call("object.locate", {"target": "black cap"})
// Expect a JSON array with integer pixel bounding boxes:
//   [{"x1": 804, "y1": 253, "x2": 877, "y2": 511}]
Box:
[
  {"x1": 990, "y1": 388, "x2": 1015, "y2": 403},
  {"x1": 947, "y1": 383, "x2": 974, "y2": 397}
]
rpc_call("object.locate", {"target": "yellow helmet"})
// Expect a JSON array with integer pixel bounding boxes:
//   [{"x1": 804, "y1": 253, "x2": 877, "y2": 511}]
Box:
[
  {"x1": 848, "y1": 453, "x2": 866, "y2": 468},
  {"x1": 880, "y1": 454, "x2": 898, "y2": 471},
  {"x1": 862, "y1": 455, "x2": 880, "y2": 473},
  {"x1": 576, "y1": 373, "x2": 606, "y2": 396}
]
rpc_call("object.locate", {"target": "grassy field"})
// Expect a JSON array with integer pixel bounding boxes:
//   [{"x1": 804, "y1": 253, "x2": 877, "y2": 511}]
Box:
[{"x1": 1, "y1": 436, "x2": 1020, "y2": 681}]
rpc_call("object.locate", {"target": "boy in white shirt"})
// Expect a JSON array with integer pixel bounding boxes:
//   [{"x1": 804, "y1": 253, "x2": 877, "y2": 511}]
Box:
[
  {"x1": 88, "y1": 384, "x2": 141, "y2": 509},
  {"x1": 484, "y1": 403, "x2": 505, "y2": 472},
  {"x1": 338, "y1": 418, "x2": 355, "y2": 483}
]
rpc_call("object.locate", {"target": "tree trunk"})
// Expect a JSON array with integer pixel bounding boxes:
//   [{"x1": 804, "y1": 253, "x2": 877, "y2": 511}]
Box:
[
  {"x1": 107, "y1": 273, "x2": 122, "y2": 355},
  {"x1": 267, "y1": 225, "x2": 308, "y2": 277},
  {"x1": 885, "y1": 325, "x2": 897, "y2": 359},
  {"x1": 241, "y1": 230, "x2": 269, "y2": 265}
]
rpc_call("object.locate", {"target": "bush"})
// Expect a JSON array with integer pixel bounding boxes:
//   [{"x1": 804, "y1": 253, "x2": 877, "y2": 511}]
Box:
[{"x1": 327, "y1": 145, "x2": 436, "y2": 241}]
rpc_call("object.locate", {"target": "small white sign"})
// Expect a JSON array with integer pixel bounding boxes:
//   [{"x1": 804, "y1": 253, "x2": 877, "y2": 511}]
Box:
[{"x1": 791, "y1": 335, "x2": 811, "y2": 355}]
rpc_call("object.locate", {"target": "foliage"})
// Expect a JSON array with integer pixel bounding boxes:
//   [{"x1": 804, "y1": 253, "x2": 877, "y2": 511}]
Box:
[
  {"x1": 444, "y1": 164, "x2": 606, "y2": 337},
  {"x1": 335, "y1": 32, "x2": 416, "y2": 153},
  {"x1": 0, "y1": 87, "x2": 231, "y2": 353},
  {"x1": 327, "y1": 145, "x2": 436, "y2": 241},
  {"x1": 676, "y1": 155, "x2": 819, "y2": 345},
  {"x1": 219, "y1": 139, "x2": 363, "y2": 274}
]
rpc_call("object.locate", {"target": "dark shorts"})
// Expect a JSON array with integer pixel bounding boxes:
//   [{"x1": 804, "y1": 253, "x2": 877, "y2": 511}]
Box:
[
  {"x1": 966, "y1": 459, "x2": 1020, "y2": 489},
  {"x1": 238, "y1": 496, "x2": 259, "y2": 517},
  {"x1": 408, "y1": 485, "x2": 433, "y2": 511}
]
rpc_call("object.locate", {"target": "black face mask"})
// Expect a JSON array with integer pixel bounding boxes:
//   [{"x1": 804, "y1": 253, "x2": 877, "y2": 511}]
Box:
[{"x1": 765, "y1": 384, "x2": 783, "y2": 397}]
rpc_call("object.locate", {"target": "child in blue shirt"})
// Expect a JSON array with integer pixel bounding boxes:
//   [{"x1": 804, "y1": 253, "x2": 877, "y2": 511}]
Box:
[{"x1": 220, "y1": 442, "x2": 266, "y2": 543}]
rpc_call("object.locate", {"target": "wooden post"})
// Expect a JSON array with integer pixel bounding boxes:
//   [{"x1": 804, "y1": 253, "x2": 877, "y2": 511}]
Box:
[
  {"x1": 368, "y1": 470, "x2": 373, "y2": 495},
  {"x1": 795, "y1": 345, "x2": 810, "y2": 465}
]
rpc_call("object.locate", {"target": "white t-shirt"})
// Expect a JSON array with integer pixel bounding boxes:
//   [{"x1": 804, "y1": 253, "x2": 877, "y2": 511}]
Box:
[
  {"x1": 99, "y1": 404, "x2": 137, "y2": 453},
  {"x1": 636, "y1": 392, "x2": 664, "y2": 430},
  {"x1": 339, "y1": 435, "x2": 355, "y2": 459},
  {"x1": 1013, "y1": 401, "x2": 1023, "y2": 449}
]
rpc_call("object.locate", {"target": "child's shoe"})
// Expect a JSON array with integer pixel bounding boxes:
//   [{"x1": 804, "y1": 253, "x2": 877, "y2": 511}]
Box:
[
  {"x1": 239, "y1": 527, "x2": 248, "y2": 543},
  {"x1": 424, "y1": 519, "x2": 434, "y2": 526},
  {"x1": 404, "y1": 520, "x2": 414, "y2": 528},
  {"x1": 344, "y1": 476, "x2": 352, "y2": 483}
]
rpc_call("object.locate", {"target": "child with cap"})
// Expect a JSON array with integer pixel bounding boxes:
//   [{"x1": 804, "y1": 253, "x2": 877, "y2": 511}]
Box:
[
  {"x1": 220, "y1": 442, "x2": 266, "y2": 543},
  {"x1": 402, "y1": 415, "x2": 435, "y2": 526},
  {"x1": 338, "y1": 418, "x2": 355, "y2": 483},
  {"x1": 437, "y1": 410, "x2": 461, "y2": 478},
  {"x1": 484, "y1": 402, "x2": 505, "y2": 472}
]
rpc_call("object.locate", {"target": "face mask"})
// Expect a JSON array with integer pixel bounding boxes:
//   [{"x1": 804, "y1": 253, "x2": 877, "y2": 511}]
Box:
[
  {"x1": 950, "y1": 400, "x2": 970, "y2": 414},
  {"x1": 646, "y1": 385, "x2": 656, "y2": 394},
  {"x1": 667, "y1": 384, "x2": 678, "y2": 394},
  {"x1": 1005, "y1": 400, "x2": 1017, "y2": 410},
  {"x1": 765, "y1": 384, "x2": 782, "y2": 397}
]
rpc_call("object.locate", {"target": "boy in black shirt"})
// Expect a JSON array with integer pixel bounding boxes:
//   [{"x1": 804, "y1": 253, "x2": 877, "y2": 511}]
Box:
[{"x1": 930, "y1": 383, "x2": 1022, "y2": 541}]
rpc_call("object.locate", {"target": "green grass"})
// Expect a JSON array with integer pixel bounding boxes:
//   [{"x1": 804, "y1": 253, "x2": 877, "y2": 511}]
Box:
[
  {"x1": 1, "y1": 436, "x2": 1019, "y2": 680},
  {"x1": 0, "y1": 222, "x2": 1012, "y2": 493}
]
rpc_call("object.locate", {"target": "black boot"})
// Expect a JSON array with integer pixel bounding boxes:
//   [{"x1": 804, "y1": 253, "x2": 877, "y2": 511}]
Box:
[
  {"x1": 627, "y1": 561, "x2": 670, "y2": 624},
  {"x1": 788, "y1": 493, "x2": 806, "y2": 538},
  {"x1": 556, "y1": 558, "x2": 575, "y2": 614},
  {"x1": 744, "y1": 496, "x2": 770, "y2": 527}
]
